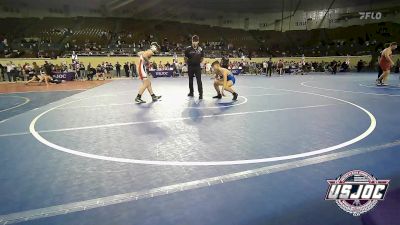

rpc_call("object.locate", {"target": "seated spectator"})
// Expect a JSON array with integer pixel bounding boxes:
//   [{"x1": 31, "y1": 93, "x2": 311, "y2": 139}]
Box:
[
  {"x1": 181, "y1": 64, "x2": 188, "y2": 76},
  {"x1": 340, "y1": 61, "x2": 349, "y2": 72},
  {"x1": 96, "y1": 64, "x2": 105, "y2": 80},
  {"x1": 87, "y1": 65, "x2": 96, "y2": 81}
]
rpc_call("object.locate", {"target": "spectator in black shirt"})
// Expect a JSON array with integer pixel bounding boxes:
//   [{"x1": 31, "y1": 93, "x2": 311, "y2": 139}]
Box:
[
  {"x1": 357, "y1": 60, "x2": 364, "y2": 72},
  {"x1": 331, "y1": 60, "x2": 338, "y2": 74},
  {"x1": 221, "y1": 56, "x2": 229, "y2": 69},
  {"x1": 0, "y1": 64, "x2": 4, "y2": 81},
  {"x1": 42, "y1": 61, "x2": 54, "y2": 85},
  {"x1": 267, "y1": 58, "x2": 273, "y2": 77},
  {"x1": 184, "y1": 35, "x2": 204, "y2": 99},
  {"x1": 115, "y1": 62, "x2": 121, "y2": 77},
  {"x1": 43, "y1": 61, "x2": 53, "y2": 76},
  {"x1": 130, "y1": 62, "x2": 137, "y2": 77},
  {"x1": 124, "y1": 62, "x2": 130, "y2": 77},
  {"x1": 87, "y1": 65, "x2": 96, "y2": 81}
]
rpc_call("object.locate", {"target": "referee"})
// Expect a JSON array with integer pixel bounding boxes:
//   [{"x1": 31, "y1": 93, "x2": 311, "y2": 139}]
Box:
[{"x1": 185, "y1": 35, "x2": 204, "y2": 99}]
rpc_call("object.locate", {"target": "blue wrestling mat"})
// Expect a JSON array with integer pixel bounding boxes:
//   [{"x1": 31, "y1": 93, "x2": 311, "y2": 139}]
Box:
[{"x1": 0, "y1": 73, "x2": 400, "y2": 225}]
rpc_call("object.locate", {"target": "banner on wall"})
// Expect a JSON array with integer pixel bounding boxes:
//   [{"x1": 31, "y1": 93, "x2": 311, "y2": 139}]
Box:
[
  {"x1": 150, "y1": 70, "x2": 173, "y2": 78},
  {"x1": 231, "y1": 69, "x2": 242, "y2": 76},
  {"x1": 52, "y1": 72, "x2": 75, "y2": 81}
]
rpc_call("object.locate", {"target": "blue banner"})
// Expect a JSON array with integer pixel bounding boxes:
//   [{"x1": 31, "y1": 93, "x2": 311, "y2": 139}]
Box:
[
  {"x1": 150, "y1": 70, "x2": 173, "y2": 78},
  {"x1": 231, "y1": 69, "x2": 242, "y2": 76},
  {"x1": 53, "y1": 72, "x2": 75, "y2": 81}
]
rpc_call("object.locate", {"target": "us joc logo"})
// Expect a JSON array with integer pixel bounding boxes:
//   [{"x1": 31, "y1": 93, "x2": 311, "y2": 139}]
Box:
[{"x1": 325, "y1": 170, "x2": 389, "y2": 216}]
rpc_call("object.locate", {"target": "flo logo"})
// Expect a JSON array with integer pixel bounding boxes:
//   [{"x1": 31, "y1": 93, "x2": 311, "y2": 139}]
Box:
[
  {"x1": 325, "y1": 170, "x2": 389, "y2": 216},
  {"x1": 359, "y1": 12, "x2": 382, "y2": 20}
]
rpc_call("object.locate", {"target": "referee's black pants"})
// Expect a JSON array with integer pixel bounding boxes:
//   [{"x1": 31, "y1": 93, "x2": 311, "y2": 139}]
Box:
[
  {"x1": 188, "y1": 67, "x2": 203, "y2": 96},
  {"x1": 377, "y1": 65, "x2": 383, "y2": 78}
]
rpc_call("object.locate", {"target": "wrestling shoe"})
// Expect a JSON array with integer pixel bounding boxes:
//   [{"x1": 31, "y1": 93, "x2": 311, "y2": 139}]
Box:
[
  {"x1": 232, "y1": 92, "x2": 238, "y2": 101},
  {"x1": 152, "y1": 95, "x2": 162, "y2": 102},
  {"x1": 135, "y1": 97, "x2": 146, "y2": 104},
  {"x1": 212, "y1": 94, "x2": 222, "y2": 99}
]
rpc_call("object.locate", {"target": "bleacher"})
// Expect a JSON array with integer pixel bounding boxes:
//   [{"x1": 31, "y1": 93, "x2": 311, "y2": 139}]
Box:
[{"x1": 0, "y1": 17, "x2": 399, "y2": 58}]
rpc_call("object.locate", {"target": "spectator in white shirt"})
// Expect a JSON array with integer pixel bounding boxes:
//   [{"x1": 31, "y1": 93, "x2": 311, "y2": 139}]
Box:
[{"x1": 6, "y1": 61, "x2": 16, "y2": 82}]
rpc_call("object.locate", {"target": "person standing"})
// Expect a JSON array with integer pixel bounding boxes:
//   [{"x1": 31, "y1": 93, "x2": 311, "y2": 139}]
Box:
[
  {"x1": 357, "y1": 59, "x2": 364, "y2": 72},
  {"x1": 115, "y1": 62, "x2": 121, "y2": 77},
  {"x1": 277, "y1": 59, "x2": 284, "y2": 76},
  {"x1": 71, "y1": 51, "x2": 78, "y2": 64},
  {"x1": 130, "y1": 62, "x2": 137, "y2": 78},
  {"x1": 377, "y1": 47, "x2": 385, "y2": 79},
  {"x1": 135, "y1": 42, "x2": 162, "y2": 103},
  {"x1": 377, "y1": 42, "x2": 397, "y2": 85},
  {"x1": 184, "y1": 35, "x2": 204, "y2": 99},
  {"x1": 6, "y1": 61, "x2": 15, "y2": 82},
  {"x1": 262, "y1": 60, "x2": 267, "y2": 75},
  {"x1": 43, "y1": 61, "x2": 54, "y2": 85},
  {"x1": 79, "y1": 62, "x2": 86, "y2": 80},
  {"x1": 0, "y1": 64, "x2": 4, "y2": 81},
  {"x1": 124, "y1": 62, "x2": 130, "y2": 77},
  {"x1": 267, "y1": 57, "x2": 273, "y2": 77},
  {"x1": 331, "y1": 60, "x2": 338, "y2": 75}
]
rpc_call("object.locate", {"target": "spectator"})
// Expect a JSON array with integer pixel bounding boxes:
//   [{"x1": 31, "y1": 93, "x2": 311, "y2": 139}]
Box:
[
  {"x1": 152, "y1": 61, "x2": 157, "y2": 70},
  {"x1": 6, "y1": 61, "x2": 16, "y2": 82},
  {"x1": 42, "y1": 61, "x2": 54, "y2": 85},
  {"x1": 105, "y1": 62, "x2": 113, "y2": 79},
  {"x1": 340, "y1": 61, "x2": 349, "y2": 72},
  {"x1": 178, "y1": 62, "x2": 183, "y2": 76},
  {"x1": 0, "y1": 64, "x2": 4, "y2": 81},
  {"x1": 79, "y1": 62, "x2": 86, "y2": 80},
  {"x1": 115, "y1": 62, "x2": 121, "y2": 77},
  {"x1": 221, "y1": 56, "x2": 229, "y2": 69},
  {"x1": 165, "y1": 61, "x2": 171, "y2": 70},
  {"x1": 357, "y1": 60, "x2": 364, "y2": 72},
  {"x1": 267, "y1": 58, "x2": 273, "y2": 77},
  {"x1": 130, "y1": 62, "x2": 136, "y2": 77},
  {"x1": 262, "y1": 61, "x2": 267, "y2": 75},
  {"x1": 87, "y1": 65, "x2": 96, "y2": 81},
  {"x1": 96, "y1": 64, "x2": 105, "y2": 80},
  {"x1": 277, "y1": 59, "x2": 284, "y2": 76},
  {"x1": 331, "y1": 60, "x2": 338, "y2": 74},
  {"x1": 87, "y1": 63, "x2": 92, "y2": 75},
  {"x1": 182, "y1": 63, "x2": 188, "y2": 76},
  {"x1": 123, "y1": 62, "x2": 129, "y2": 77},
  {"x1": 158, "y1": 61, "x2": 163, "y2": 70},
  {"x1": 395, "y1": 59, "x2": 400, "y2": 73},
  {"x1": 16, "y1": 64, "x2": 23, "y2": 81}
]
